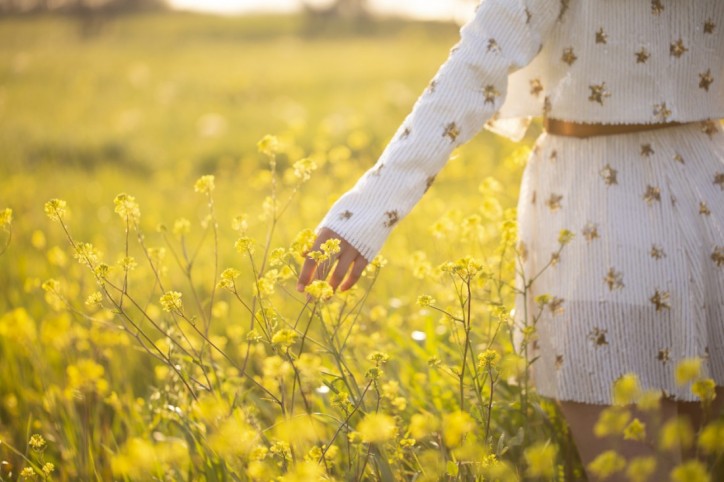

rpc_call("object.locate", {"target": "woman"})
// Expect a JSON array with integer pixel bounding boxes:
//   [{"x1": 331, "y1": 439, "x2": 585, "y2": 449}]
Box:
[{"x1": 297, "y1": 1, "x2": 724, "y2": 478}]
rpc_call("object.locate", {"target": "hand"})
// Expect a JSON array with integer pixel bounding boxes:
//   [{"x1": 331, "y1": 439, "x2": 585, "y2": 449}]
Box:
[{"x1": 296, "y1": 227, "x2": 368, "y2": 293}]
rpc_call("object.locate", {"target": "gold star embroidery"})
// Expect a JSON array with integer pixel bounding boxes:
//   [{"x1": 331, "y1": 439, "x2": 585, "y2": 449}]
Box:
[
  {"x1": 641, "y1": 143, "x2": 655, "y2": 156},
  {"x1": 483, "y1": 85, "x2": 500, "y2": 105},
  {"x1": 636, "y1": 48, "x2": 650, "y2": 63},
  {"x1": 383, "y1": 210, "x2": 399, "y2": 228},
  {"x1": 699, "y1": 69, "x2": 714, "y2": 92},
  {"x1": 701, "y1": 120, "x2": 718, "y2": 138},
  {"x1": 653, "y1": 103, "x2": 671, "y2": 122},
  {"x1": 371, "y1": 163, "x2": 385, "y2": 176},
  {"x1": 555, "y1": 355, "x2": 564, "y2": 370},
  {"x1": 582, "y1": 223, "x2": 600, "y2": 242},
  {"x1": 658, "y1": 349, "x2": 670, "y2": 364},
  {"x1": 644, "y1": 185, "x2": 661, "y2": 205},
  {"x1": 704, "y1": 19, "x2": 716, "y2": 34},
  {"x1": 714, "y1": 172, "x2": 724, "y2": 190},
  {"x1": 531, "y1": 191, "x2": 537, "y2": 205},
  {"x1": 674, "y1": 153, "x2": 685, "y2": 164},
  {"x1": 700, "y1": 202, "x2": 711, "y2": 216},
  {"x1": 650, "y1": 289, "x2": 671, "y2": 311},
  {"x1": 550, "y1": 150, "x2": 558, "y2": 162},
  {"x1": 517, "y1": 241, "x2": 529, "y2": 262},
  {"x1": 443, "y1": 122, "x2": 460, "y2": 142},
  {"x1": 604, "y1": 267, "x2": 624, "y2": 291},
  {"x1": 595, "y1": 28, "x2": 608, "y2": 44},
  {"x1": 588, "y1": 83, "x2": 610, "y2": 105},
  {"x1": 651, "y1": 244, "x2": 666, "y2": 259},
  {"x1": 549, "y1": 297, "x2": 565, "y2": 315},
  {"x1": 530, "y1": 78, "x2": 543, "y2": 97},
  {"x1": 525, "y1": 7, "x2": 532, "y2": 24},
  {"x1": 670, "y1": 38, "x2": 688, "y2": 58},
  {"x1": 712, "y1": 246, "x2": 724, "y2": 267},
  {"x1": 543, "y1": 96, "x2": 552, "y2": 114},
  {"x1": 588, "y1": 327, "x2": 608, "y2": 347},
  {"x1": 546, "y1": 194, "x2": 563, "y2": 211},
  {"x1": 339, "y1": 210, "x2": 353, "y2": 220},
  {"x1": 424, "y1": 175, "x2": 436, "y2": 193},
  {"x1": 427, "y1": 80, "x2": 438, "y2": 94},
  {"x1": 651, "y1": 0, "x2": 664, "y2": 15},
  {"x1": 487, "y1": 38, "x2": 501, "y2": 53},
  {"x1": 561, "y1": 47, "x2": 577, "y2": 66},
  {"x1": 399, "y1": 127, "x2": 411, "y2": 140},
  {"x1": 600, "y1": 164, "x2": 618, "y2": 185}
]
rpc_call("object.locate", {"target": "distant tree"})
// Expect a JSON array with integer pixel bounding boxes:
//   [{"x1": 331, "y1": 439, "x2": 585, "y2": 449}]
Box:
[
  {"x1": 0, "y1": 0, "x2": 166, "y2": 15},
  {"x1": 301, "y1": 0, "x2": 371, "y2": 35}
]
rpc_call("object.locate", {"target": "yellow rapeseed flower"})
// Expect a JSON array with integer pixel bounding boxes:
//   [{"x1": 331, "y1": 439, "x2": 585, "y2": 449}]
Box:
[
  {"x1": 320, "y1": 237, "x2": 341, "y2": 256},
  {"x1": 623, "y1": 418, "x2": 647, "y2": 442},
  {"x1": 442, "y1": 411, "x2": 475, "y2": 448},
  {"x1": 357, "y1": 413, "x2": 397, "y2": 444},
  {"x1": 416, "y1": 295, "x2": 435, "y2": 307},
  {"x1": 28, "y1": 434, "x2": 47, "y2": 451},
  {"x1": 271, "y1": 329, "x2": 298, "y2": 351},
  {"x1": 0, "y1": 207, "x2": 12, "y2": 228},
  {"x1": 587, "y1": 450, "x2": 626, "y2": 480},
  {"x1": 698, "y1": 420, "x2": 724, "y2": 455},
  {"x1": 44, "y1": 199, "x2": 67, "y2": 222},
  {"x1": 625, "y1": 456, "x2": 656, "y2": 482},
  {"x1": 292, "y1": 157, "x2": 317, "y2": 182},
  {"x1": 409, "y1": 412, "x2": 440, "y2": 440},
  {"x1": 659, "y1": 418, "x2": 694, "y2": 452},
  {"x1": 160, "y1": 291, "x2": 183, "y2": 313},
  {"x1": 235, "y1": 236, "x2": 255, "y2": 255},
  {"x1": 19, "y1": 467, "x2": 36, "y2": 479},
  {"x1": 257, "y1": 135, "x2": 279, "y2": 156},
  {"x1": 594, "y1": 407, "x2": 631, "y2": 438},
  {"x1": 692, "y1": 378, "x2": 716, "y2": 403},
  {"x1": 304, "y1": 280, "x2": 333, "y2": 301},
  {"x1": 636, "y1": 389, "x2": 662, "y2": 412},
  {"x1": 478, "y1": 349, "x2": 500, "y2": 370},
  {"x1": 524, "y1": 441, "x2": 557, "y2": 479},
  {"x1": 113, "y1": 193, "x2": 140, "y2": 225},
  {"x1": 612, "y1": 373, "x2": 641, "y2": 406},
  {"x1": 670, "y1": 460, "x2": 710, "y2": 482},
  {"x1": 557, "y1": 229, "x2": 575, "y2": 245},
  {"x1": 675, "y1": 358, "x2": 702, "y2": 385},
  {"x1": 67, "y1": 359, "x2": 109, "y2": 395},
  {"x1": 41, "y1": 463, "x2": 55, "y2": 476},
  {"x1": 172, "y1": 217, "x2": 191, "y2": 236},
  {"x1": 194, "y1": 175, "x2": 215, "y2": 194}
]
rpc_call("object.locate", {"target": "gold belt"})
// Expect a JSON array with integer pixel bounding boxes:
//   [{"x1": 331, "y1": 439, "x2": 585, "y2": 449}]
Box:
[{"x1": 544, "y1": 118, "x2": 683, "y2": 138}]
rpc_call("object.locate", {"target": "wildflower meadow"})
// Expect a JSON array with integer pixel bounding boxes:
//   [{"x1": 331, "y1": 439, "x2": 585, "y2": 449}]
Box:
[{"x1": 1, "y1": 11, "x2": 723, "y2": 481}]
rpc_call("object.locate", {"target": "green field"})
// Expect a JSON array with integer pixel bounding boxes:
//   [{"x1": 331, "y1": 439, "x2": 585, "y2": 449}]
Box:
[{"x1": 0, "y1": 12, "x2": 719, "y2": 482}]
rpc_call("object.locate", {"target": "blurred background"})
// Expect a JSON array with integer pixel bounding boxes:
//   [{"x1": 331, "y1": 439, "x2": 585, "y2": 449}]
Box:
[{"x1": 0, "y1": 2, "x2": 534, "y2": 477}]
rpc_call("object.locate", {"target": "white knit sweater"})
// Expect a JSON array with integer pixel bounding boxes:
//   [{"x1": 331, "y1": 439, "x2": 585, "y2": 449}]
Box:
[{"x1": 319, "y1": 0, "x2": 724, "y2": 262}]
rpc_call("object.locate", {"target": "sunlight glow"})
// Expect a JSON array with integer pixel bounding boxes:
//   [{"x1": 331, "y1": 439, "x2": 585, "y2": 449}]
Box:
[{"x1": 168, "y1": 0, "x2": 475, "y2": 22}]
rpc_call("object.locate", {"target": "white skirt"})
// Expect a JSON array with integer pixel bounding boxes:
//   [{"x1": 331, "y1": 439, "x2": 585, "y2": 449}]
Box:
[{"x1": 516, "y1": 121, "x2": 724, "y2": 404}]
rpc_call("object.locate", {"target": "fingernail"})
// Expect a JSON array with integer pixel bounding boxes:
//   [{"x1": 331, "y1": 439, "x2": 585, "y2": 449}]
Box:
[{"x1": 296, "y1": 283, "x2": 304, "y2": 292}]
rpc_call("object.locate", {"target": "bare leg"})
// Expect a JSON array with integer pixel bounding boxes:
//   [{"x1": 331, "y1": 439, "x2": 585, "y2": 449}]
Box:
[
  {"x1": 558, "y1": 398, "x2": 680, "y2": 481},
  {"x1": 558, "y1": 387, "x2": 724, "y2": 481}
]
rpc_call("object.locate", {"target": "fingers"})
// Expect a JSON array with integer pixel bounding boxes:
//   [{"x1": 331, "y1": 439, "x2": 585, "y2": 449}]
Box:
[
  {"x1": 328, "y1": 249, "x2": 356, "y2": 291},
  {"x1": 296, "y1": 228, "x2": 368, "y2": 294},
  {"x1": 296, "y1": 228, "x2": 338, "y2": 292},
  {"x1": 296, "y1": 256, "x2": 319, "y2": 292},
  {"x1": 339, "y1": 256, "x2": 368, "y2": 292}
]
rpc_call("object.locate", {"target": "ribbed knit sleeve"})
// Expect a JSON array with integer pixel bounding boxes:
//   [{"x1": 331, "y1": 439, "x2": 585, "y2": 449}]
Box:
[{"x1": 317, "y1": 0, "x2": 559, "y2": 261}]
